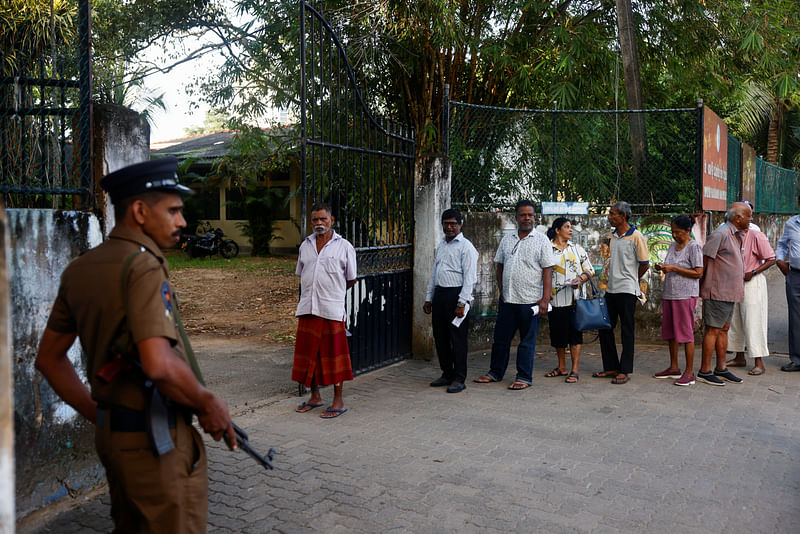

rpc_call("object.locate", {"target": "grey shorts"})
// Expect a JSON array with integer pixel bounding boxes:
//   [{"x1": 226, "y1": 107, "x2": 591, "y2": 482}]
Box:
[{"x1": 703, "y1": 299, "x2": 735, "y2": 328}]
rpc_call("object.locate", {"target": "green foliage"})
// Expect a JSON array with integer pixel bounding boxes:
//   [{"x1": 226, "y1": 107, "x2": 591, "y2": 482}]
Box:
[
  {"x1": 232, "y1": 186, "x2": 285, "y2": 255},
  {"x1": 183, "y1": 109, "x2": 230, "y2": 136},
  {"x1": 0, "y1": 0, "x2": 77, "y2": 75},
  {"x1": 93, "y1": 62, "x2": 167, "y2": 124},
  {"x1": 449, "y1": 104, "x2": 698, "y2": 210},
  {"x1": 213, "y1": 124, "x2": 297, "y2": 254}
]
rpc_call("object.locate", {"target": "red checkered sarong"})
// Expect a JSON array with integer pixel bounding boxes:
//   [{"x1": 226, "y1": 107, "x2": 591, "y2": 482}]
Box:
[{"x1": 292, "y1": 316, "x2": 353, "y2": 387}]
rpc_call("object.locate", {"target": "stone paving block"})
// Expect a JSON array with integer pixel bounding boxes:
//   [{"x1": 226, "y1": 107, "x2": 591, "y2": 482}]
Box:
[{"x1": 23, "y1": 345, "x2": 800, "y2": 534}]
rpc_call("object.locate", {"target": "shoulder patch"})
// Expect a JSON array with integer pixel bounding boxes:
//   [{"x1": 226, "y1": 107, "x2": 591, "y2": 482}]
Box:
[{"x1": 161, "y1": 281, "x2": 173, "y2": 312}]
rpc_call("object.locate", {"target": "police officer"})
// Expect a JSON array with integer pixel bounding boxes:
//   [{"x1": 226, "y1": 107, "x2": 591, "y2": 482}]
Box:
[{"x1": 35, "y1": 157, "x2": 235, "y2": 533}]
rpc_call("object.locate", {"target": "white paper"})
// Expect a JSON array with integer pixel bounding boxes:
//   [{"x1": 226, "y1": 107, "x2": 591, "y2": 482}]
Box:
[
  {"x1": 531, "y1": 303, "x2": 553, "y2": 316},
  {"x1": 451, "y1": 302, "x2": 470, "y2": 327}
]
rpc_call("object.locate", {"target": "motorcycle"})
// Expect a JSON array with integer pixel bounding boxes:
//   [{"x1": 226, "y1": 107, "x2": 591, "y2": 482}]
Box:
[{"x1": 180, "y1": 228, "x2": 240, "y2": 259}]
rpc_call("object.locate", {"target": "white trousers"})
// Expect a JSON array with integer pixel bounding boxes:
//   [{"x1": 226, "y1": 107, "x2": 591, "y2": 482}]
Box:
[{"x1": 727, "y1": 274, "x2": 769, "y2": 358}]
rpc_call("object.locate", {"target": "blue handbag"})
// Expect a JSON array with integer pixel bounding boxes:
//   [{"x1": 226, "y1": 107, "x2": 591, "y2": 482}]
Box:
[{"x1": 572, "y1": 277, "x2": 611, "y2": 331}]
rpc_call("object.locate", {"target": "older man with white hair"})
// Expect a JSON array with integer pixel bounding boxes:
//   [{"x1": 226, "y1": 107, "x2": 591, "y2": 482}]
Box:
[
  {"x1": 697, "y1": 202, "x2": 751, "y2": 386},
  {"x1": 724, "y1": 203, "x2": 775, "y2": 375}
]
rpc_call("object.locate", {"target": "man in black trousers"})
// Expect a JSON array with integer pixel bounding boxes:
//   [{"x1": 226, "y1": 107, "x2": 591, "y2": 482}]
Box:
[{"x1": 423, "y1": 209, "x2": 479, "y2": 393}]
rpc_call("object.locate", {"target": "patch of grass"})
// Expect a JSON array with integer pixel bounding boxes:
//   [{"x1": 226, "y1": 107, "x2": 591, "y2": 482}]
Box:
[
  {"x1": 263, "y1": 330, "x2": 297, "y2": 343},
  {"x1": 165, "y1": 251, "x2": 296, "y2": 274}
]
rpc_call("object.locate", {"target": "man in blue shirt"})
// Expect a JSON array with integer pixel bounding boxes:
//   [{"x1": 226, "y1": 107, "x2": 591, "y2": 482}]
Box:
[
  {"x1": 776, "y1": 195, "x2": 800, "y2": 372},
  {"x1": 423, "y1": 209, "x2": 479, "y2": 393}
]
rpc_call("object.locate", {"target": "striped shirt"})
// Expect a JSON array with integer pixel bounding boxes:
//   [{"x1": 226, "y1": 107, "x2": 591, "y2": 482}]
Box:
[{"x1": 425, "y1": 233, "x2": 479, "y2": 304}]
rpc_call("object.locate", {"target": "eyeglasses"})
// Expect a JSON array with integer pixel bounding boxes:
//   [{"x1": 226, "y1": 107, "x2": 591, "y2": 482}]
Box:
[{"x1": 442, "y1": 221, "x2": 460, "y2": 227}]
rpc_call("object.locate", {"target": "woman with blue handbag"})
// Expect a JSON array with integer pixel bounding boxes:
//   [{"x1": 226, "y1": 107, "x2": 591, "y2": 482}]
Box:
[{"x1": 544, "y1": 218, "x2": 595, "y2": 383}]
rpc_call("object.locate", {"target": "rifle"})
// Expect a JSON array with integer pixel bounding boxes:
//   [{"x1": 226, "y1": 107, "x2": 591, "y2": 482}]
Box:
[
  {"x1": 101, "y1": 250, "x2": 278, "y2": 469},
  {"x1": 226, "y1": 423, "x2": 276, "y2": 470}
]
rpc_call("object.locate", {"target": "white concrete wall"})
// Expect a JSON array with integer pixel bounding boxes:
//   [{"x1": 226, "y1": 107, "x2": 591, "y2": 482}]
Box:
[
  {"x1": 0, "y1": 203, "x2": 15, "y2": 534},
  {"x1": 10, "y1": 210, "x2": 104, "y2": 519}
]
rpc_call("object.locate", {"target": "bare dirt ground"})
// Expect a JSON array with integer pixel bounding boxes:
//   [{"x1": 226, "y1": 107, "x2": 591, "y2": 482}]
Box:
[{"x1": 167, "y1": 253, "x2": 303, "y2": 412}]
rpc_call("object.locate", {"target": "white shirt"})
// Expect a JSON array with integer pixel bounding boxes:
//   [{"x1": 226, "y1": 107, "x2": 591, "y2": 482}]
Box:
[
  {"x1": 295, "y1": 231, "x2": 357, "y2": 321},
  {"x1": 425, "y1": 232, "x2": 479, "y2": 304},
  {"x1": 550, "y1": 240, "x2": 594, "y2": 307},
  {"x1": 494, "y1": 229, "x2": 555, "y2": 304}
]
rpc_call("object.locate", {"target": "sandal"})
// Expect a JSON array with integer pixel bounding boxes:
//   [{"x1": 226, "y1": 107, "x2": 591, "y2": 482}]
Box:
[
  {"x1": 592, "y1": 370, "x2": 618, "y2": 378},
  {"x1": 611, "y1": 374, "x2": 630, "y2": 385},
  {"x1": 747, "y1": 367, "x2": 765, "y2": 376},
  {"x1": 544, "y1": 368, "x2": 567, "y2": 377},
  {"x1": 507, "y1": 381, "x2": 531, "y2": 390},
  {"x1": 473, "y1": 375, "x2": 497, "y2": 383},
  {"x1": 565, "y1": 372, "x2": 579, "y2": 383}
]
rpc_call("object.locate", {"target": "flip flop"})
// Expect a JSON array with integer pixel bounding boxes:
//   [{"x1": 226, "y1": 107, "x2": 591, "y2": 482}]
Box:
[
  {"x1": 544, "y1": 368, "x2": 567, "y2": 377},
  {"x1": 507, "y1": 381, "x2": 531, "y2": 390},
  {"x1": 295, "y1": 401, "x2": 324, "y2": 413},
  {"x1": 592, "y1": 370, "x2": 618, "y2": 378},
  {"x1": 611, "y1": 375, "x2": 630, "y2": 385},
  {"x1": 747, "y1": 367, "x2": 765, "y2": 376},
  {"x1": 320, "y1": 407, "x2": 348, "y2": 419},
  {"x1": 725, "y1": 359, "x2": 747, "y2": 368},
  {"x1": 473, "y1": 375, "x2": 497, "y2": 383}
]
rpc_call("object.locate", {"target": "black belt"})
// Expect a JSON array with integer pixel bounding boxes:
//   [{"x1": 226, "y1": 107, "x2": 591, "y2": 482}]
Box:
[{"x1": 97, "y1": 406, "x2": 188, "y2": 432}]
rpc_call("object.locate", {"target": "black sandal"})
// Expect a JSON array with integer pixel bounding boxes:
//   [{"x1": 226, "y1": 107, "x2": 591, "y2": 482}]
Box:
[
  {"x1": 544, "y1": 368, "x2": 567, "y2": 377},
  {"x1": 565, "y1": 371, "x2": 579, "y2": 383}
]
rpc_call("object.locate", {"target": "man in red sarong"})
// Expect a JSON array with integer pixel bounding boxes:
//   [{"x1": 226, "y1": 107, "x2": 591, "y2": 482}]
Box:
[{"x1": 292, "y1": 202, "x2": 357, "y2": 418}]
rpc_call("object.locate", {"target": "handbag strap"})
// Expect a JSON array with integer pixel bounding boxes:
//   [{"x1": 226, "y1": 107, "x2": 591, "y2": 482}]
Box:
[{"x1": 579, "y1": 275, "x2": 601, "y2": 299}]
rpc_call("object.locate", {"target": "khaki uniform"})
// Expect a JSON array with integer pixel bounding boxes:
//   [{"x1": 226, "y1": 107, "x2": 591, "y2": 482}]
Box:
[{"x1": 47, "y1": 226, "x2": 207, "y2": 533}]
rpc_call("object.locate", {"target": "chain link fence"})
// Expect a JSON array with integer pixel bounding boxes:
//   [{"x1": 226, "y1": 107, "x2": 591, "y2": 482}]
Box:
[
  {"x1": 1, "y1": 2, "x2": 92, "y2": 209},
  {"x1": 447, "y1": 102, "x2": 699, "y2": 212}
]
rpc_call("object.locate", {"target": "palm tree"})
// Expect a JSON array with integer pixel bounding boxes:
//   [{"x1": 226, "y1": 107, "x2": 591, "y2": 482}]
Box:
[
  {"x1": 93, "y1": 62, "x2": 167, "y2": 126},
  {"x1": 728, "y1": 82, "x2": 800, "y2": 169}
]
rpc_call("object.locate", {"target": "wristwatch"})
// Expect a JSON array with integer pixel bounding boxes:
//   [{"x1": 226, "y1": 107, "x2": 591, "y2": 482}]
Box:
[
  {"x1": 457, "y1": 301, "x2": 466, "y2": 307},
  {"x1": 751, "y1": 270, "x2": 757, "y2": 277}
]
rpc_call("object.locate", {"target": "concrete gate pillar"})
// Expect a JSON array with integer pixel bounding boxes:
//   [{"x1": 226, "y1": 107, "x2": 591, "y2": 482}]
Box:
[
  {"x1": 92, "y1": 103, "x2": 151, "y2": 233},
  {"x1": 0, "y1": 203, "x2": 14, "y2": 533},
  {"x1": 412, "y1": 155, "x2": 451, "y2": 358}
]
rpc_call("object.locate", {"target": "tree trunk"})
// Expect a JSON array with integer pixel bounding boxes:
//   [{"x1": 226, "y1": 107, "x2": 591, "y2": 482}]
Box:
[
  {"x1": 615, "y1": 0, "x2": 648, "y2": 197},
  {"x1": 765, "y1": 100, "x2": 783, "y2": 165}
]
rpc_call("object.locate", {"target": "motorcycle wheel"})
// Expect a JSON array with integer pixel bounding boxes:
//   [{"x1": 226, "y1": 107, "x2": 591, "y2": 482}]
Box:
[{"x1": 220, "y1": 240, "x2": 239, "y2": 258}]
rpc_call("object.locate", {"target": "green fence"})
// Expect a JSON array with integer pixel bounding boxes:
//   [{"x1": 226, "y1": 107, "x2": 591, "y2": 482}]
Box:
[
  {"x1": 447, "y1": 101, "x2": 699, "y2": 212},
  {"x1": 727, "y1": 133, "x2": 742, "y2": 203},
  {"x1": 755, "y1": 158, "x2": 800, "y2": 214}
]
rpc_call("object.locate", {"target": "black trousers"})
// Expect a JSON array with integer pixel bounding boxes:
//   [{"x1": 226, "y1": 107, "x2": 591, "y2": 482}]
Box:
[
  {"x1": 599, "y1": 292, "x2": 638, "y2": 374},
  {"x1": 432, "y1": 286, "x2": 469, "y2": 383}
]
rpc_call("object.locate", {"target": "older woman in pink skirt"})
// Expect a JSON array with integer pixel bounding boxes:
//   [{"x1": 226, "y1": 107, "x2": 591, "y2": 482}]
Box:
[{"x1": 653, "y1": 215, "x2": 704, "y2": 386}]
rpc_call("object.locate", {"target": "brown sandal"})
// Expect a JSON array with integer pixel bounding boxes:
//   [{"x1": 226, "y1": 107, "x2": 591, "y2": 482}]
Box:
[
  {"x1": 545, "y1": 368, "x2": 567, "y2": 377},
  {"x1": 508, "y1": 381, "x2": 531, "y2": 390},
  {"x1": 473, "y1": 375, "x2": 497, "y2": 383}
]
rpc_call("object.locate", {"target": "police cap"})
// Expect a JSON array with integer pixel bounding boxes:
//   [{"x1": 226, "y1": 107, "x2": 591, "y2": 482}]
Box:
[{"x1": 100, "y1": 157, "x2": 194, "y2": 204}]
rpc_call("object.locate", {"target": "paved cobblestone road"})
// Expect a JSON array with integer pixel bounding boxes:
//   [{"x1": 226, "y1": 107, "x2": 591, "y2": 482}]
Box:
[{"x1": 23, "y1": 345, "x2": 800, "y2": 533}]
